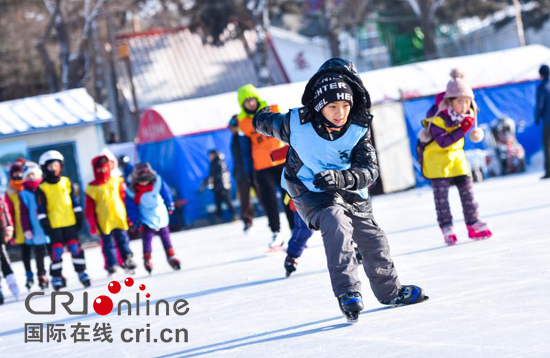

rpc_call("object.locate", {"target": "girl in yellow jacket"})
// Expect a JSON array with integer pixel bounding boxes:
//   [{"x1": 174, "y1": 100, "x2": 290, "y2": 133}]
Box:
[{"x1": 419, "y1": 69, "x2": 492, "y2": 245}]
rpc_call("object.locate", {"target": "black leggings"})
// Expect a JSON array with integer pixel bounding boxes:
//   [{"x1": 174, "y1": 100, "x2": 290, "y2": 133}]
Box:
[
  {"x1": 255, "y1": 165, "x2": 295, "y2": 233},
  {"x1": 21, "y1": 244, "x2": 48, "y2": 277},
  {"x1": 0, "y1": 243, "x2": 14, "y2": 277},
  {"x1": 214, "y1": 190, "x2": 236, "y2": 220}
]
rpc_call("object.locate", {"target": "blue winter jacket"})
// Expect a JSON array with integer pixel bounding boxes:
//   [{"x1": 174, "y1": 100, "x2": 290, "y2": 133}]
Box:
[
  {"x1": 19, "y1": 189, "x2": 50, "y2": 245},
  {"x1": 126, "y1": 176, "x2": 174, "y2": 230}
]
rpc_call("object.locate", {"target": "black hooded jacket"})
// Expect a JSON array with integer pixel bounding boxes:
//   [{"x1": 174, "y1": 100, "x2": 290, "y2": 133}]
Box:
[{"x1": 252, "y1": 58, "x2": 379, "y2": 229}]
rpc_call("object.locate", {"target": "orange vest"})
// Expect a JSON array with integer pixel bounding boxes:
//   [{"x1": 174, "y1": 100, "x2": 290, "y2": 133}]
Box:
[{"x1": 239, "y1": 105, "x2": 286, "y2": 171}]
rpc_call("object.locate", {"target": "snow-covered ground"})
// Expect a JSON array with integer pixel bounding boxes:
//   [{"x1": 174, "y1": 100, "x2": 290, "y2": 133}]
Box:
[{"x1": 1, "y1": 172, "x2": 549, "y2": 358}]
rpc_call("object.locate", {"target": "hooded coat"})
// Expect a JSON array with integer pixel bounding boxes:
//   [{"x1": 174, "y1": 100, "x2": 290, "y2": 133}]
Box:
[
  {"x1": 237, "y1": 84, "x2": 286, "y2": 172},
  {"x1": 252, "y1": 58, "x2": 378, "y2": 229}
]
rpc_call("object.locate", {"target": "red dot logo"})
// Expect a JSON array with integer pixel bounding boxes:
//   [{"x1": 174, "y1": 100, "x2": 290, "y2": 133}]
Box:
[
  {"x1": 125, "y1": 277, "x2": 134, "y2": 287},
  {"x1": 139, "y1": 284, "x2": 146, "y2": 291},
  {"x1": 93, "y1": 295, "x2": 113, "y2": 315},
  {"x1": 108, "y1": 281, "x2": 121, "y2": 294},
  {"x1": 145, "y1": 293, "x2": 151, "y2": 298}
]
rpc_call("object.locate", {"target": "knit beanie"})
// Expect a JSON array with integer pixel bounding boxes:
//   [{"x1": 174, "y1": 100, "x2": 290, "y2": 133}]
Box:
[
  {"x1": 312, "y1": 75, "x2": 354, "y2": 112},
  {"x1": 22, "y1": 162, "x2": 42, "y2": 180},
  {"x1": 132, "y1": 163, "x2": 156, "y2": 183},
  {"x1": 444, "y1": 68, "x2": 474, "y2": 100}
]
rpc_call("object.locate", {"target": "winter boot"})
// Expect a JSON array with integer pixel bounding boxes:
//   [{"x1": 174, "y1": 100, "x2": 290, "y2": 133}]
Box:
[
  {"x1": 52, "y1": 276, "x2": 64, "y2": 292},
  {"x1": 467, "y1": 222, "x2": 492, "y2": 240},
  {"x1": 166, "y1": 248, "x2": 181, "y2": 270},
  {"x1": 382, "y1": 285, "x2": 429, "y2": 306},
  {"x1": 6, "y1": 273, "x2": 20, "y2": 299},
  {"x1": 442, "y1": 226, "x2": 458, "y2": 246},
  {"x1": 78, "y1": 272, "x2": 91, "y2": 288},
  {"x1": 144, "y1": 253, "x2": 153, "y2": 274},
  {"x1": 338, "y1": 291, "x2": 364, "y2": 323},
  {"x1": 284, "y1": 254, "x2": 298, "y2": 278},
  {"x1": 38, "y1": 275, "x2": 49, "y2": 290},
  {"x1": 25, "y1": 271, "x2": 34, "y2": 290}
]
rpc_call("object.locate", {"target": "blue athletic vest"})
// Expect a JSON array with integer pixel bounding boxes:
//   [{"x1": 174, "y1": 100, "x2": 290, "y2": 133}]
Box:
[
  {"x1": 284, "y1": 108, "x2": 370, "y2": 199},
  {"x1": 19, "y1": 189, "x2": 50, "y2": 245}
]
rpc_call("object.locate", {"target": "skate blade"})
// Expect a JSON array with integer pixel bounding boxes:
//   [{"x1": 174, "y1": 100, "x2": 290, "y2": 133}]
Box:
[
  {"x1": 470, "y1": 236, "x2": 491, "y2": 241},
  {"x1": 344, "y1": 312, "x2": 360, "y2": 324}
]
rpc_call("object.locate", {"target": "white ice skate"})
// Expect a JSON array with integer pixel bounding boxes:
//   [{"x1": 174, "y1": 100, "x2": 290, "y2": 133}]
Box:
[
  {"x1": 6, "y1": 273, "x2": 20, "y2": 299},
  {"x1": 267, "y1": 232, "x2": 285, "y2": 253}
]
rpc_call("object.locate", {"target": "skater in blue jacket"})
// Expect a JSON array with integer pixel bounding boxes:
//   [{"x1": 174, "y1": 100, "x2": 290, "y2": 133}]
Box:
[{"x1": 253, "y1": 58, "x2": 428, "y2": 323}]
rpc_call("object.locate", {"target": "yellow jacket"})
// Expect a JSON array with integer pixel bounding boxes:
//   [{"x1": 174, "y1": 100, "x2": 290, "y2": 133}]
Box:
[
  {"x1": 85, "y1": 176, "x2": 128, "y2": 235},
  {"x1": 38, "y1": 177, "x2": 77, "y2": 229},
  {"x1": 421, "y1": 116, "x2": 470, "y2": 179}
]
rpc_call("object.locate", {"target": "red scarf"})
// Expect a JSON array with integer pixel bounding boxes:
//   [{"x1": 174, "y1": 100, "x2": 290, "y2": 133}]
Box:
[
  {"x1": 24, "y1": 179, "x2": 42, "y2": 191},
  {"x1": 134, "y1": 183, "x2": 153, "y2": 205}
]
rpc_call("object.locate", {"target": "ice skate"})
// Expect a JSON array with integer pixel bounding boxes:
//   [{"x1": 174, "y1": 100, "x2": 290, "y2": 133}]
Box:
[
  {"x1": 6, "y1": 273, "x2": 20, "y2": 299},
  {"x1": 442, "y1": 226, "x2": 458, "y2": 245},
  {"x1": 25, "y1": 272, "x2": 34, "y2": 290},
  {"x1": 467, "y1": 222, "x2": 492, "y2": 240},
  {"x1": 382, "y1": 285, "x2": 429, "y2": 306},
  {"x1": 107, "y1": 266, "x2": 117, "y2": 276},
  {"x1": 144, "y1": 253, "x2": 153, "y2": 274},
  {"x1": 168, "y1": 256, "x2": 181, "y2": 270},
  {"x1": 78, "y1": 272, "x2": 91, "y2": 288},
  {"x1": 284, "y1": 254, "x2": 298, "y2": 278},
  {"x1": 38, "y1": 275, "x2": 49, "y2": 290},
  {"x1": 338, "y1": 291, "x2": 364, "y2": 324},
  {"x1": 123, "y1": 254, "x2": 137, "y2": 274},
  {"x1": 0, "y1": 288, "x2": 3, "y2": 305},
  {"x1": 52, "y1": 276, "x2": 64, "y2": 291},
  {"x1": 267, "y1": 231, "x2": 284, "y2": 252}
]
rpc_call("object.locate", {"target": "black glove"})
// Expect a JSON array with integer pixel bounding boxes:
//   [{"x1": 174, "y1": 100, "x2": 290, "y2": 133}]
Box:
[
  {"x1": 313, "y1": 170, "x2": 356, "y2": 192},
  {"x1": 39, "y1": 217, "x2": 53, "y2": 236},
  {"x1": 75, "y1": 211, "x2": 83, "y2": 231}
]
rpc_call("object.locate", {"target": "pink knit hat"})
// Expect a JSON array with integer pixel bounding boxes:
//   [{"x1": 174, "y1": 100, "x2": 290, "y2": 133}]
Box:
[
  {"x1": 444, "y1": 68, "x2": 474, "y2": 99},
  {"x1": 421, "y1": 68, "x2": 485, "y2": 143}
]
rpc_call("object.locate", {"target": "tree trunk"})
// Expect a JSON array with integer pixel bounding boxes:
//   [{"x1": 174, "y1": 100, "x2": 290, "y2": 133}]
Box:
[
  {"x1": 323, "y1": 0, "x2": 341, "y2": 57},
  {"x1": 35, "y1": 42, "x2": 59, "y2": 93},
  {"x1": 249, "y1": 0, "x2": 272, "y2": 87},
  {"x1": 420, "y1": 13, "x2": 437, "y2": 59}
]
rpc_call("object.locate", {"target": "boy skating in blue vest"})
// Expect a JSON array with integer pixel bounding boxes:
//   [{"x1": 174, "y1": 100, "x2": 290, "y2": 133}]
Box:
[{"x1": 253, "y1": 58, "x2": 428, "y2": 323}]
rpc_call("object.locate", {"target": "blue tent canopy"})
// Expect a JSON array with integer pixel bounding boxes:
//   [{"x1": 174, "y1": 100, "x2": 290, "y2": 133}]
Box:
[
  {"x1": 136, "y1": 106, "x2": 236, "y2": 224},
  {"x1": 402, "y1": 80, "x2": 541, "y2": 186}
]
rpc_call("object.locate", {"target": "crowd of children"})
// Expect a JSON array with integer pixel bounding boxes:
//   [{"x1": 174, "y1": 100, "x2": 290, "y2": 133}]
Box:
[
  {"x1": 1, "y1": 58, "x2": 503, "y2": 323},
  {"x1": 0, "y1": 150, "x2": 180, "y2": 303}
]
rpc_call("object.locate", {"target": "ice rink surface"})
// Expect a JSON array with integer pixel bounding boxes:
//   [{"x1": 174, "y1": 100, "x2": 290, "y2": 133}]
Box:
[{"x1": 1, "y1": 172, "x2": 549, "y2": 358}]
